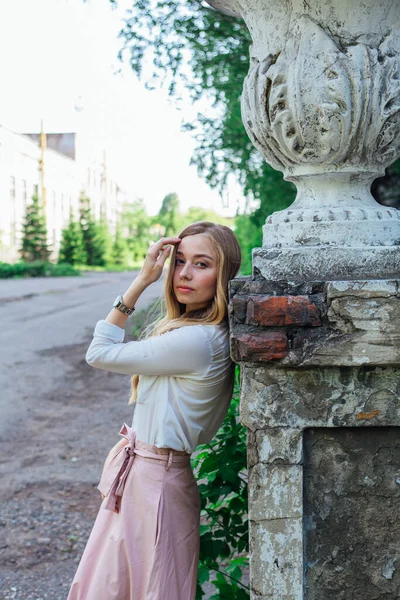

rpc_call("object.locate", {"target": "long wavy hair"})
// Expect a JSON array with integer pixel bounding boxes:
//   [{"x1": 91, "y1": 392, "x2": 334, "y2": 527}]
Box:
[{"x1": 128, "y1": 221, "x2": 241, "y2": 404}]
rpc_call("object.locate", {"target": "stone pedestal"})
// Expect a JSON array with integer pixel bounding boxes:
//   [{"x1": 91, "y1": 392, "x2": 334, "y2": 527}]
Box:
[
  {"x1": 229, "y1": 277, "x2": 400, "y2": 599},
  {"x1": 206, "y1": 0, "x2": 400, "y2": 280}
]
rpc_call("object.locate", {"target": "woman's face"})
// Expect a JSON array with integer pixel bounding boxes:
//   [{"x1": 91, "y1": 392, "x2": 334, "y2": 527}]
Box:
[{"x1": 173, "y1": 234, "x2": 218, "y2": 311}]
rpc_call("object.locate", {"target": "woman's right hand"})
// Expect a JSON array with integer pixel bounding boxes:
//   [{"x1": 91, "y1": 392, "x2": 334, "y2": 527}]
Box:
[{"x1": 137, "y1": 237, "x2": 181, "y2": 286}]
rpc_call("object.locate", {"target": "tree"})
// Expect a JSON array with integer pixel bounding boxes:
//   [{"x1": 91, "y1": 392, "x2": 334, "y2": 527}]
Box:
[
  {"x1": 178, "y1": 206, "x2": 232, "y2": 229},
  {"x1": 157, "y1": 192, "x2": 180, "y2": 236},
  {"x1": 120, "y1": 198, "x2": 152, "y2": 261},
  {"x1": 20, "y1": 194, "x2": 50, "y2": 262},
  {"x1": 94, "y1": 220, "x2": 113, "y2": 267},
  {"x1": 59, "y1": 209, "x2": 87, "y2": 265},
  {"x1": 79, "y1": 195, "x2": 110, "y2": 266},
  {"x1": 111, "y1": 225, "x2": 129, "y2": 265}
]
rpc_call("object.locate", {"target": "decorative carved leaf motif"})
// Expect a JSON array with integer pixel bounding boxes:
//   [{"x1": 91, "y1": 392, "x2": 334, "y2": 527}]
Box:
[
  {"x1": 241, "y1": 16, "x2": 400, "y2": 173},
  {"x1": 372, "y1": 53, "x2": 400, "y2": 164},
  {"x1": 268, "y1": 17, "x2": 352, "y2": 165}
]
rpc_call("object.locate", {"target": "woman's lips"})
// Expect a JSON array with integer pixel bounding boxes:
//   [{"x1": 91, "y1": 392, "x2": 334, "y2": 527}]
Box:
[{"x1": 177, "y1": 286, "x2": 194, "y2": 293}]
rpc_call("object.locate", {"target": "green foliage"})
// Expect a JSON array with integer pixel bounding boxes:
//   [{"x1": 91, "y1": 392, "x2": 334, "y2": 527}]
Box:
[
  {"x1": 192, "y1": 367, "x2": 249, "y2": 598},
  {"x1": 59, "y1": 210, "x2": 87, "y2": 265},
  {"x1": 233, "y1": 213, "x2": 261, "y2": 276},
  {"x1": 177, "y1": 207, "x2": 233, "y2": 231},
  {"x1": 0, "y1": 260, "x2": 80, "y2": 279},
  {"x1": 79, "y1": 195, "x2": 110, "y2": 267},
  {"x1": 157, "y1": 192, "x2": 180, "y2": 236},
  {"x1": 47, "y1": 262, "x2": 80, "y2": 277},
  {"x1": 0, "y1": 261, "x2": 29, "y2": 278},
  {"x1": 121, "y1": 199, "x2": 152, "y2": 261},
  {"x1": 111, "y1": 226, "x2": 130, "y2": 265},
  {"x1": 20, "y1": 194, "x2": 51, "y2": 262}
]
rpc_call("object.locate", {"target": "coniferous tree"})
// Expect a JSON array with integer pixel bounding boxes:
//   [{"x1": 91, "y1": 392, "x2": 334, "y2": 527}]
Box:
[
  {"x1": 111, "y1": 225, "x2": 129, "y2": 265},
  {"x1": 59, "y1": 209, "x2": 87, "y2": 265},
  {"x1": 95, "y1": 220, "x2": 112, "y2": 266},
  {"x1": 20, "y1": 194, "x2": 50, "y2": 262},
  {"x1": 79, "y1": 195, "x2": 110, "y2": 266}
]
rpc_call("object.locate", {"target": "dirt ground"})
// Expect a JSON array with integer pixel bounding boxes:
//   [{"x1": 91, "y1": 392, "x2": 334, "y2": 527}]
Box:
[
  {"x1": 0, "y1": 273, "x2": 163, "y2": 599},
  {"x1": 0, "y1": 334, "x2": 139, "y2": 599}
]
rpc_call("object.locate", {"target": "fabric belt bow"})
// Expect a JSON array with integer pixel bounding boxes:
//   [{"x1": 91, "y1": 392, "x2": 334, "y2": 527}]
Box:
[{"x1": 97, "y1": 423, "x2": 139, "y2": 513}]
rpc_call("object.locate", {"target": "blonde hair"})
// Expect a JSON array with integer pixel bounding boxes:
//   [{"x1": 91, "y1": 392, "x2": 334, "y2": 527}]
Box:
[{"x1": 128, "y1": 221, "x2": 241, "y2": 404}]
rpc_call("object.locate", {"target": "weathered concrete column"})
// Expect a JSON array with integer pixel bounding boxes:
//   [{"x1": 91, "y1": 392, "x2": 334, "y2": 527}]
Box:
[
  {"x1": 229, "y1": 279, "x2": 400, "y2": 598},
  {"x1": 203, "y1": 0, "x2": 400, "y2": 598}
]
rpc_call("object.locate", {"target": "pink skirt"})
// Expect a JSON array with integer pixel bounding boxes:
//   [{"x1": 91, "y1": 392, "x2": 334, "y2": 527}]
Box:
[{"x1": 67, "y1": 424, "x2": 200, "y2": 600}]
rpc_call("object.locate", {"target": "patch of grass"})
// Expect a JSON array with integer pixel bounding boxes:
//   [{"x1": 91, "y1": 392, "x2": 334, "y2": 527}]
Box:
[{"x1": 129, "y1": 298, "x2": 163, "y2": 340}]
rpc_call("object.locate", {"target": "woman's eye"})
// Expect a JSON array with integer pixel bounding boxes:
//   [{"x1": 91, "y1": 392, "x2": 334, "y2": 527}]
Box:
[
  {"x1": 175, "y1": 259, "x2": 185, "y2": 265},
  {"x1": 195, "y1": 262, "x2": 207, "y2": 268}
]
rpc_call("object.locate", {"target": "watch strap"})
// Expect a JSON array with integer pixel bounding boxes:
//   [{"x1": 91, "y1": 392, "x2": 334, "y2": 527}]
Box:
[{"x1": 113, "y1": 295, "x2": 135, "y2": 316}]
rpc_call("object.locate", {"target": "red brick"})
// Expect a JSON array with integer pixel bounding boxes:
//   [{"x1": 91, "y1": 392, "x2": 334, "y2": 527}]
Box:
[
  {"x1": 246, "y1": 295, "x2": 321, "y2": 327},
  {"x1": 233, "y1": 332, "x2": 288, "y2": 362}
]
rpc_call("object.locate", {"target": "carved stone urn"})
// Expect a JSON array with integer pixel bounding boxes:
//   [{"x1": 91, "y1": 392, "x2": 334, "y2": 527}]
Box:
[{"x1": 207, "y1": 0, "x2": 400, "y2": 280}]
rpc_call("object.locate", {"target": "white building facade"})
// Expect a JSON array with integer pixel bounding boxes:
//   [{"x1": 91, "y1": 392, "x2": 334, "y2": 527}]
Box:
[{"x1": 0, "y1": 125, "x2": 126, "y2": 263}]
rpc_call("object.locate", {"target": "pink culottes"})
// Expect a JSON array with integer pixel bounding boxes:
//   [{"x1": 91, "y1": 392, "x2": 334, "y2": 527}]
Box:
[{"x1": 67, "y1": 424, "x2": 200, "y2": 600}]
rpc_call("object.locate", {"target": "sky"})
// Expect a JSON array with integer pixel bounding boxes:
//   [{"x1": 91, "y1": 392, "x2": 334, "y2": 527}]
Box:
[{"x1": 0, "y1": 0, "x2": 243, "y2": 216}]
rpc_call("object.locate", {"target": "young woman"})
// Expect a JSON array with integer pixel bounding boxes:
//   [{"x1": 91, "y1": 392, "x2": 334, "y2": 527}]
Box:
[{"x1": 67, "y1": 221, "x2": 241, "y2": 600}]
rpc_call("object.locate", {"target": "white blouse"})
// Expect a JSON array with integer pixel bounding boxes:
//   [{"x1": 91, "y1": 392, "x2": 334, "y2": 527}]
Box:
[{"x1": 86, "y1": 320, "x2": 235, "y2": 453}]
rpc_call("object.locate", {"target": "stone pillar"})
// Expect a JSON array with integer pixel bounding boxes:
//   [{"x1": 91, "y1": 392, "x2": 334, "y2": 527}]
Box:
[
  {"x1": 229, "y1": 278, "x2": 400, "y2": 598},
  {"x1": 203, "y1": 0, "x2": 400, "y2": 597}
]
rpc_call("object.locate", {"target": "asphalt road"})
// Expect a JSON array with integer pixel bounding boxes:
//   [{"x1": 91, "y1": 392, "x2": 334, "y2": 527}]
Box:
[
  {"x1": 0, "y1": 271, "x2": 165, "y2": 599},
  {"x1": 0, "y1": 271, "x2": 163, "y2": 442}
]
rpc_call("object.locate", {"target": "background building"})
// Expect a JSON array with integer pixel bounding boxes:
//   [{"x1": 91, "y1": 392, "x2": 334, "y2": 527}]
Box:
[{"x1": 0, "y1": 125, "x2": 127, "y2": 263}]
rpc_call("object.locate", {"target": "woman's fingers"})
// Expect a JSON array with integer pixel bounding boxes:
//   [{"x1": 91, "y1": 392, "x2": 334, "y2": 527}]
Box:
[
  {"x1": 156, "y1": 244, "x2": 172, "y2": 269},
  {"x1": 148, "y1": 237, "x2": 181, "y2": 259},
  {"x1": 138, "y1": 236, "x2": 180, "y2": 284}
]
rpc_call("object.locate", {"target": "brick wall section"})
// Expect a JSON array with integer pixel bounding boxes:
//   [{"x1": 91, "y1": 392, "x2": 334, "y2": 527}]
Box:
[
  {"x1": 229, "y1": 277, "x2": 400, "y2": 366},
  {"x1": 246, "y1": 295, "x2": 321, "y2": 327},
  {"x1": 234, "y1": 332, "x2": 289, "y2": 362},
  {"x1": 230, "y1": 278, "x2": 325, "y2": 363}
]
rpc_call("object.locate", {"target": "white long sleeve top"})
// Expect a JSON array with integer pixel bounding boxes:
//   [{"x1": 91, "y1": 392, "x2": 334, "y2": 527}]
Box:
[{"x1": 86, "y1": 320, "x2": 235, "y2": 454}]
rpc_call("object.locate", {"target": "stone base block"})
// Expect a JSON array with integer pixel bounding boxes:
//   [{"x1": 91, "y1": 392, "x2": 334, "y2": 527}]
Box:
[
  {"x1": 250, "y1": 519, "x2": 303, "y2": 599},
  {"x1": 253, "y1": 246, "x2": 400, "y2": 282}
]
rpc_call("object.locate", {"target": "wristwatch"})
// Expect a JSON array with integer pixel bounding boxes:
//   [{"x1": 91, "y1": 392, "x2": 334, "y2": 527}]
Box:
[{"x1": 113, "y1": 295, "x2": 135, "y2": 316}]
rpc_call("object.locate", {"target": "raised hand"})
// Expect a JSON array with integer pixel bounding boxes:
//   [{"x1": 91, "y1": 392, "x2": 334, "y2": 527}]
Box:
[{"x1": 137, "y1": 237, "x2": 181, "y2": 285}]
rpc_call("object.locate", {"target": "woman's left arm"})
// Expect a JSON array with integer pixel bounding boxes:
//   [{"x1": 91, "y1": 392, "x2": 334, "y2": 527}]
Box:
[{"x1": 86, "y1": 323, "x2": 212, "y2": 377}]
